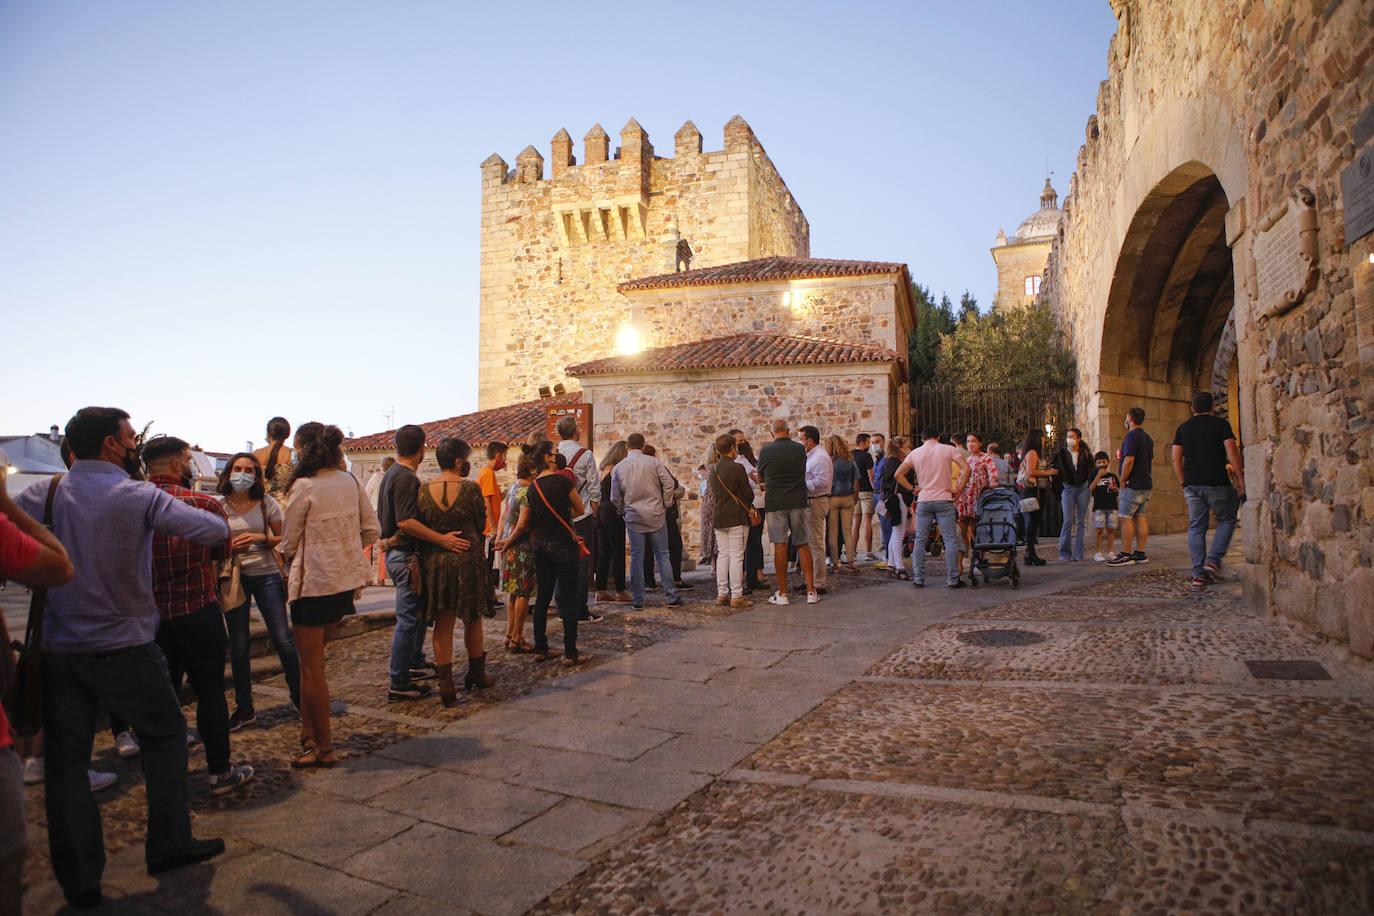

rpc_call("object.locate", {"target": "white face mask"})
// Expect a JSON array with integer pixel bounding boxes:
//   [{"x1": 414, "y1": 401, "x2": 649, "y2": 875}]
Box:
[{"x1": 229, "y1": 471, "x2": 255, "y2": 493}]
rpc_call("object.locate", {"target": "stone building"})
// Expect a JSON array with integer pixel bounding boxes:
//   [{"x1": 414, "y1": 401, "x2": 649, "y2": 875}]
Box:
[
  {"x1": 991, "y1": 178, "x2": 1063, "y2": 308},
  {"x1": 477, "y1": 116, "x2": 809, "y2": 410},
  {"x1": 1039, "y1": 0, "x2": 1374, "y2": 656}
]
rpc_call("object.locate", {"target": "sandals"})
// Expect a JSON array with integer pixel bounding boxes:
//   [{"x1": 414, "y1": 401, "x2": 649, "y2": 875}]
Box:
[
  {"x1": 290, "y1": 747, "x2": 338, "y2": 769},
  {"x1": 894, "y1": 570, "x2": 912, "y2": 581},
  {"x1": 508, "y1": 639, "x2": 533, "y2": 654}
]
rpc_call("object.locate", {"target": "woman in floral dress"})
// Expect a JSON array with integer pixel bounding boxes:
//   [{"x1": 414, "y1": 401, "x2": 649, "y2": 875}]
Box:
[
  {"x1": 956, "y1": 432, "x2": 997, "y2": 575},
  {"x1": 416, "y1": 437, "x2": 493, "y2": 704},
  {"x1": 498, "y1": 452, "x2": 536, "y2": 652}
]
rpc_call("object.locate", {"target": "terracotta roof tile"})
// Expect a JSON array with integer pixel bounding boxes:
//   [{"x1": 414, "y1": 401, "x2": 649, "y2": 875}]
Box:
[
  {"x1": 565, "y1": 332, "x2": 899, "y2": 377},
  {"x1": 344, "y1": 392, "x2": 583, "y2": 451},
  {"x1": 618, "y1": 256, "x2": 909, "y2": 292}
]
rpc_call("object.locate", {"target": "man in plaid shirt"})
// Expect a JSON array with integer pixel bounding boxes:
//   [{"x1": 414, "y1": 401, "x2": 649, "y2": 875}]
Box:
[{"x1": 143, "y1": 437, "x2": 254, "y2": 796}]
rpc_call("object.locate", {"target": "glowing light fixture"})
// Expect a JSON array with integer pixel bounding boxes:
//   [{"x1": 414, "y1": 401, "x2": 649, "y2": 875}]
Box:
[
  {"x1": 615, "y1": 324, "x2": 643, "y2": 356},
  {"x1": 782, "y1": 291, "x2": 791, "y2": 307},
  {"x1": 5, "y1": 466, "x2": 17, "y2": 477}
]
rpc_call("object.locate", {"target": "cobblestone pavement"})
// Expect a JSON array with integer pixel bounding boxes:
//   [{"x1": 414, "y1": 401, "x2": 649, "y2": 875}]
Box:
[{"x1": 19, "y1": 535, "x2": 1374, "y2": 913}]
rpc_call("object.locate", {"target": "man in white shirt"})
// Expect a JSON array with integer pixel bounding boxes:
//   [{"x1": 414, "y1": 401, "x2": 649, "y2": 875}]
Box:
[
  {"x1": 896, "y1": 429, "x2": 970, "y2": 588},
  {"x1": 800, "y1": 426, "x2": 833, "y2": 594},
  {"x1": 610, "y1": 433, "x2": 682, "y2": 610},
  {"x1": 555, "y1": 416, "x2": 601, "y2": 623}
]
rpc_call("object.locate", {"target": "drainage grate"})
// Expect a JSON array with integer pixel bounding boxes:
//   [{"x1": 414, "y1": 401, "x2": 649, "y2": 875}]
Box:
[
  {"x1": 1244, "y1": 660, "x2": 1331, "y2": 680},
  {"x1": 956, "y1": 628, "x2": 1046, "y2": 648}
]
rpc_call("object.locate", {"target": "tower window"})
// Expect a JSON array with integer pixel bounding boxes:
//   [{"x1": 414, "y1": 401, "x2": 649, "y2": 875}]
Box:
[{"x1": 1024, "y1": 276, "x2": 1041, "y2": 296}]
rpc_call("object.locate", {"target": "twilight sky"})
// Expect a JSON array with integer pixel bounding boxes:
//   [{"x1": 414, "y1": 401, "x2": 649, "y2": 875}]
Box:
[{"x1": 1, "y1": 0, "x2": 1119, "y2": 451}]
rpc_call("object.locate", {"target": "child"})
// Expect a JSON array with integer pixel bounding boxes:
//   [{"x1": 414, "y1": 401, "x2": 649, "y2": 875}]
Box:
[{"x1": 1090, "y1": 451, "x2": 1120, "y2": 561}]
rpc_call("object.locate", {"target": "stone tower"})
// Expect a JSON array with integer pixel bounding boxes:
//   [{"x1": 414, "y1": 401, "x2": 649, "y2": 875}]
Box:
[
  {"x1": 477, "y1": 116, "x2": 810, "y2": 409},
  {"x1": 990, "y1": 178, "x2": 1063, "y2": 309}
]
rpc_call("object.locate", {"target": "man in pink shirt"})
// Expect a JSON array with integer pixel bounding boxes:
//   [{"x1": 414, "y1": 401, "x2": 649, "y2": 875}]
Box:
[{"x1": 895, "y1": 429, "x2": 969, "y2": 588}]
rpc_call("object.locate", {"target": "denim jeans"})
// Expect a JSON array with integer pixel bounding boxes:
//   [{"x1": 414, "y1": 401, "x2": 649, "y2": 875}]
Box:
[
  {"x1": 225, "y1": 571, "x2": 300, "y2": 709},
  {"x1": 1185, "y1": 485, "x2": 1240, "y2": 577},
  {"x1": 879, "y1": 495, "x2": 894, "y2": 562},
  {"x1": 386, "y1": 550, "x2": 428, "y2": 688},
  {"x1": 532, "y1": 538, "x2": 580, "y2": 658},
  {"x1": 912, "y1": 499, "x2": 961, "y2": 585},
  {"x1": 155, "y1": 602, "x2": 232, "y2": 774},
  {"x1": 629, "y1": 524, "x2": 678, "y2": 606},
  {"x1": 1058, "y1": 484, "x2": 1091, "y2": 560},
  {"x1": 553, "y1": 516, "x2": 594, "y2": 618},
  {"x1": 43, "y1": 643, "x2": 194, "y2": 896}
]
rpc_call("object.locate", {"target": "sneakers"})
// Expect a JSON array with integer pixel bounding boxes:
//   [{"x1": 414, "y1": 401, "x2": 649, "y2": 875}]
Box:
[
  {"x1": 948, "y1": 579, "x2": 966, "y2": 590},
  {"x1": 806, "y1": 592, "x2": 821, "y2": 604},
  {"x1": 767, "y1": 592, "x2": 791, "y2": 606},
  {"x1": 730, "y1": 597, "x2": 754, "y2": 608},
  {"x1": 23, "y1": 757, "x2": 42, "y2": 785},
  {"x1": 1190, "y1": 576, "x2": 1210, "y2": 589},
  {"x1": 388, "y1": 681, "x2": 434, "y2": 701},
  {"x1": 227, "y1": 708, "x2": 257, "y2": 732},
  {"x1": 580, "y1": 613, "x2": 605, "y2": 624},
  {"x1": 665, "y1": 597, "x2": 685, "y2": 608},
  {"x1": 1105, "y1": 552, "x2": 1135, "y2": 567},
  {"x1": 89, "y1": 769, "x2": 117, "y2": 792},
  {"x1": 409, "y1": 662, "x2": 438, "y2": 680},
  {"x1": 1204, "y1": 561, "x2": 1226, "y2": 581},
  {"x1": 208, "y1": 764, "x2": 254, "y2": 795},
  {"x1": 1132, "y1": 551, "x2": 1149, "y2": 564},
  {"x1": 717, "y1": 596, "x2": 731, "y2": 606},
  {"x1": 1093, "y1": 552, "x2": 1105, "y2": 562},
  {"x1": 114, "y1": 729, "x2": 141, "y2": 758}
]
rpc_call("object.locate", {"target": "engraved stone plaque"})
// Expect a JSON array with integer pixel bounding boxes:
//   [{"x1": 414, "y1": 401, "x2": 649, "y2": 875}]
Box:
[
  {"x1": 1342, "y1": 143, "x2": 1374, "y2": 245},
  {"x1": 1252, "y1": 189, "x2": 1319, "y2": 323}
]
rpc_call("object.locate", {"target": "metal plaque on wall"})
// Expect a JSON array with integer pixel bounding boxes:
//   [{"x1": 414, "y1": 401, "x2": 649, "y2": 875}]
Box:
[{"x1": 1342, "y1": 143, "x2": 1374, "y2": 245}]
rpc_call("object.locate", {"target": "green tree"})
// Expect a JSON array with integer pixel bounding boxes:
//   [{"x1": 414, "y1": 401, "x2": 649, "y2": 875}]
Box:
[
  {"x1": 935, "y1": 302, "x2": 1075, "y2": 390},
  {"x1": 957, "y1": 290, "x2": 979, "y2": 324},
  {"x1": 907, "y1": 284, "x2": 955, "y2": 385}
]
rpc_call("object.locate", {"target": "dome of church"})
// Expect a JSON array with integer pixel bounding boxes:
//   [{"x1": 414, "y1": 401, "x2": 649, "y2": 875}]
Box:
[{"x1": 1013, "y1": 178, "x2": 1063, "y2": 241}]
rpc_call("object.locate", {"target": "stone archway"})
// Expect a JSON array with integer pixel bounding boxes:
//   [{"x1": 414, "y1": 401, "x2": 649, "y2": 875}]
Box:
[{"x1": 1097, "y1": 162, "x2": 1237, "y2": 533}]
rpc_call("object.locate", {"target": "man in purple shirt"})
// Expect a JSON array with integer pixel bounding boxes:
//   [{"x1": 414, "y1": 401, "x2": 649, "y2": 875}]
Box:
[{"x1": 15, "y1": 407, "x2": 230, "y2": 908}]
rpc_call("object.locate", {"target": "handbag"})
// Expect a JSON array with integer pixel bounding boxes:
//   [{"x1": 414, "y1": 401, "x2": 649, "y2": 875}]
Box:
[
  {"x1": 532, "y1": 477, "x2": 591, "y2": 559},
  {"x1": 1019, "y1": 496, "x2": 1041, "y2": 513},
  {"x1": 2, "y1": 475, "x2": 61, "y2": 737},
  {"x1": 713, "y1": 469, "x2": 761, "y2": 527},
  {"x1": 219, "y1": 555, "x2": 246, "y2": 610},
  {"x1": 261, "y1": 499, "x2": 286, "y2": 576}
]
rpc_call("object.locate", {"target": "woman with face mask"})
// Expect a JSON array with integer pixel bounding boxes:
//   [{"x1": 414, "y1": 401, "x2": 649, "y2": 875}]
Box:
[
  {"x1": 217, "y1": 452, "x2": 301, "y2": 728},
  {"x1": 1054, "y1": 427, "x2": 1095, "y2": 561}
]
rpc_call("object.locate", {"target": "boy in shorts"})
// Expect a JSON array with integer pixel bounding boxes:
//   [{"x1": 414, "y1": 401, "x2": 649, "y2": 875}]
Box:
[{"x1": 1090, "y1": 451, "x2": 1120, "y2": 561}]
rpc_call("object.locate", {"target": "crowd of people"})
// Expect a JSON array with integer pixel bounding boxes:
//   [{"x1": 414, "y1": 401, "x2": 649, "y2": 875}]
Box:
[{"x1": 0, "y1": 395, "x2": 1244, "y2": 910}]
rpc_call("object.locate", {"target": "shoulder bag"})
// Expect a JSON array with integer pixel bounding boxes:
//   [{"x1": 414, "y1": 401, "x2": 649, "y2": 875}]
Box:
[
  {"x1": 3, "y1": 474, "x2": 62, "y2": 737},
  {"x1": 261, "y1": 499, "x2": 286, "y2": 576},
  {"x1": 532, "y1": 477, "x2": 591, "y2": 559},
  {"x1": 714, "y1": 469, "x2": 761, "y2": 527}
]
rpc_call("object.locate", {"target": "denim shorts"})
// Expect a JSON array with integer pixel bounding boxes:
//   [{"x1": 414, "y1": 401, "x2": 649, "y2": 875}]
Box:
[
  {"x1": 765, "y1": 507, "x2": 810, "y2": 546},
  {"x1": 1093, "y1": 509, "x2": 1119, "y2": 530},
  {"x1": 1118, "y1": 488, "x2": 1151, "y2": 518}
]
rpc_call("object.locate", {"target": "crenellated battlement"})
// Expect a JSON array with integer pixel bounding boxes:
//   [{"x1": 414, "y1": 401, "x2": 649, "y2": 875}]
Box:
[{"x1": 480, "y1": 116, "x2": 765, "y2": 189}]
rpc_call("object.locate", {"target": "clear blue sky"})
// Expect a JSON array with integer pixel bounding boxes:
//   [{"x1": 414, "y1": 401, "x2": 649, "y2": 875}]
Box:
[{"x1": 1, "y1": 1, "x2": 1119, "y2": 451}]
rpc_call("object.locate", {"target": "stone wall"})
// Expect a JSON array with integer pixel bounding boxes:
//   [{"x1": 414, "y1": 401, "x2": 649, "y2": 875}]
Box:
[
  {"x1": 577, "y1": 363, "x2": 900, "y2": 558},
  {"x1": 1042, "y1": 0, "x2": 1374, "y2": 655},
  {"x1": 478, "y1": 117, "x2": 810, "y2": 411}
]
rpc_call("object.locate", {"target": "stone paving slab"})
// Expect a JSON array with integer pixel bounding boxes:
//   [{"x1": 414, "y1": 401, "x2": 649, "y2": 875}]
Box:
[
  {"x1": 870, "y1": 621, "x2": 1348, "y2": 686},
  {"x1": 535, "y1": 781, "x2": 1374, "y2": 916},
  {"x1": 195, "y1": 791, "x2": 416, "y2": 867},
  {"x1": 507, "y1": 749, "x2": 714, "y2": 812},
  {"x1": 745, "y1": 681, "x2": 1374, "y2": 830},
  {"x1": 370, "y1": 771, "x2": 562, "y2": 835},
  {"x1": 505, "y1": 715, "x2": 675, "y2": 759},
  {"x1": 501, "y1": 798, "x2": 654, "y2": 856},
  {"x1": 341, "y1": 821, "x2": 586, "y2": 916},
  {"x1": 633, "y1": 734, "x2": 760, "y2": 775},
  {"x1": 295, "y1": 752, "x2": 431, "y2": 802}
]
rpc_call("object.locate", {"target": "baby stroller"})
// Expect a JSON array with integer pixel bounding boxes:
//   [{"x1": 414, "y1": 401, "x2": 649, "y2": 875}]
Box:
[{"x1": 970, "y1": 487, "x2": 1021, "y2": 588}]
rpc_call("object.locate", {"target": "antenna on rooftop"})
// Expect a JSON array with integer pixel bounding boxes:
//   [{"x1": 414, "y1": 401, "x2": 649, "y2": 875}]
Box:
[{"x1": 384, "y1": 405, "x2": 395, "y2": 429}]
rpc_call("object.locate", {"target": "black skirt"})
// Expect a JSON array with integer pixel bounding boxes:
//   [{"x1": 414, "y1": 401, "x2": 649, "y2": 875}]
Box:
[{"x1": 290, "y1": 589, "x2": 355, "y2": 627}]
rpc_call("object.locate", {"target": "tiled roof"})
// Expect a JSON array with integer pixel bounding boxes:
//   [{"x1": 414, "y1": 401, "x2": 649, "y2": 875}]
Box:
[
  {"x1": 565, "y1": 332, "x2": 899, "y2": 377},
  {"x1": 618, "y1": 256, "x2": 909, "y2": 291},
  {"x1": 344, "y1": 392, "x2": 583, "y2": 451}
]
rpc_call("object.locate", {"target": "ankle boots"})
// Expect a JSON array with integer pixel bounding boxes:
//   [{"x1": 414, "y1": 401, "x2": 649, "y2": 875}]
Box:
[
  {"x1": 437, "y1": 663, "x2": 458, "y2": 707},
  {"x1": 465, "y1": 653, "x2": 495, "y2": 691}
]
